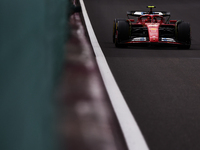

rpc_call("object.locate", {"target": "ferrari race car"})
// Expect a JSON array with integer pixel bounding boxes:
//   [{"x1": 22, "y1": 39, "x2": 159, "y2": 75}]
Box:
[{"x1": 113, "y1": 6, "x2": 191, "y2": 49}]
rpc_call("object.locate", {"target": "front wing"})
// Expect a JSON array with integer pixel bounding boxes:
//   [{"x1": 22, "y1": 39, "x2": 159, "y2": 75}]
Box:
[{"x1": 119, "y1": 37, "x2": 185, "y2": 46}]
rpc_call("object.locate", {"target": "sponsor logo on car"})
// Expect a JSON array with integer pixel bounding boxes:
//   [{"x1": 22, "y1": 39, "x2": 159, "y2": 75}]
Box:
[
  {"x1": 132, "y1": 37, "x2": 147, "y2": 41},
  {"x1": 161, "y1": 38, "x2": 175, "y2": 42}
]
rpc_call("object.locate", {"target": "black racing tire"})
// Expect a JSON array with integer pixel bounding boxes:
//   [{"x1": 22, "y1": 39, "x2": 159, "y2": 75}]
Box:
[
  {"x1": 115, "y1": 20, "x2": 129, "y2": 48},
  {"x1": 176, "y1": 22, "x2": 191, "y2": 49},
  {"x1": 113, "y1": 18, "x2": 127, "y2": 43}
]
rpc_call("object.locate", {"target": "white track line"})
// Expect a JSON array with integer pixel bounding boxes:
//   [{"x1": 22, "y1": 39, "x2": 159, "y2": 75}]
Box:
[{"x1": 79, "y1": 1, "x2": 149, "y2": 150}]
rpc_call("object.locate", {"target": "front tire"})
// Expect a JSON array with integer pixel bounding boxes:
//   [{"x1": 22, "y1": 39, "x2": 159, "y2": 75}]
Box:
[
  {"x1": 176, "y1": 22, "x2": 191, "y2": 49},
  {"x1": 113, "y1": 18, "x2": 127, "y2": 43},
  {"x1": 115, "y1": 20, "x2": 129, "y2": 48}
]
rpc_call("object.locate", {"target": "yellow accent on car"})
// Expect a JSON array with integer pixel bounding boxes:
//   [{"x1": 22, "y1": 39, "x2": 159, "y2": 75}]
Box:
[{"x1": 148, "y1": 6, "x2": 155, "y2": 8}]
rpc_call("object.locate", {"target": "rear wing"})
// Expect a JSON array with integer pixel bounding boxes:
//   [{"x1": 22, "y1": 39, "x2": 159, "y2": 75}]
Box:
[{"x1": 127, "y1": 11, "x2": 171, "y2": 17}]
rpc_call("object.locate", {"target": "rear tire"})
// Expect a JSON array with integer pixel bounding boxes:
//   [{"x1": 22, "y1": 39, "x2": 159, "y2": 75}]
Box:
[
  {"x1": 176, "y1": 22, "x2": 191, "y2": 49},
  {"x1": 115, "y1": 20, "x2": 129, "y2": 48}
]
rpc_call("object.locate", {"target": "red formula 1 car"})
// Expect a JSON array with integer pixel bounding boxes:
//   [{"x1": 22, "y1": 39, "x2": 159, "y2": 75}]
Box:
[{"x1": 113, "y1": 6, "x2": 191, "y2": 49}]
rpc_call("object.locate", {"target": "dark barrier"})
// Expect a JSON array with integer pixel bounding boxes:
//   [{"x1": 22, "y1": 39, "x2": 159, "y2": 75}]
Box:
[{"x1": 57, "y1": 0, "x2": 128, "y2": 150}]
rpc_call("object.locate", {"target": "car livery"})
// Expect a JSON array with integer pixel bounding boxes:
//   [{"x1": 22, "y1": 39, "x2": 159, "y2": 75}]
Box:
[{"x1": 113, "y1": 6, "x2": 191, "y2": 49}]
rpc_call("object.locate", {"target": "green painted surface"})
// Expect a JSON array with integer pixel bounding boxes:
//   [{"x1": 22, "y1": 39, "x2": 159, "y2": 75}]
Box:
[{"x1": 0, "y1": 0, "x2": 69, "y2": 149}]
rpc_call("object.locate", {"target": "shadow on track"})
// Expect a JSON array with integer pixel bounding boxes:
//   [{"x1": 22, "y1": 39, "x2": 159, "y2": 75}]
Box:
[{"x1": 103, "y1": 42, "x2": 200, "y2": 59}]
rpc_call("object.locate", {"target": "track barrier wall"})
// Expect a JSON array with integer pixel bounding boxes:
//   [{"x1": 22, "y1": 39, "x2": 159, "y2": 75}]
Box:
[
  {"x1": 0, "y1": 0, "x2": 69, "y2": 150},
  {"x1": 0, "y1": 0, "x2": 128, "y2": 149}
]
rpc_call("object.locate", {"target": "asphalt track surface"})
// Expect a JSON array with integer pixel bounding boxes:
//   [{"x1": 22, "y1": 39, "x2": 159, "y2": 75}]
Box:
[{"x1": 84, "y1": 0, "x2": 200, "y2": 150}]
